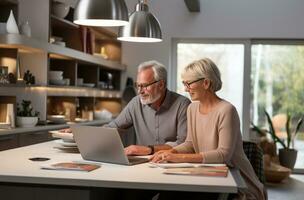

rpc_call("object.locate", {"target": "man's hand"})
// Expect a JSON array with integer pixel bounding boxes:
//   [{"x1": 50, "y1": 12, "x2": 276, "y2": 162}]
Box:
[
  {"x1": 59, "y1": 128, "x2": 72, "y2": 133},
  {"x1": 124, "y1": 145, "x2": 152, "y2": 156}
]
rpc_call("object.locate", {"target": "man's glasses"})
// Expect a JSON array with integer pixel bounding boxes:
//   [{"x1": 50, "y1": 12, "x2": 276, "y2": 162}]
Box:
[
  {"x1": 182, "y1": 78, "x2": 205, "y2": 89},
  {"x1": 135, "y1": 80, "x2": 160, "y2": 90}
]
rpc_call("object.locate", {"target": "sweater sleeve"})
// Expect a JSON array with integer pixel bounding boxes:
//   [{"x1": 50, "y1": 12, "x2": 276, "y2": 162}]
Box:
[
  {"x1": 201, "y1": 105, "x2": 239, "y2": 164},
  {"x1": 174, "y1": 104, "x2": 195, "y2": 153}
]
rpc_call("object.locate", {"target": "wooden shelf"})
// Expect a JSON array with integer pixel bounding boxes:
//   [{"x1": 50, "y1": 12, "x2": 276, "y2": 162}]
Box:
[
  {"x1": 0, "y1": 34, "x2": 126, "y2": 71},
  {"x1": 0, "y1": 85, "x2": 121, "y2": 98},
  {"x1": 50, "y1": 15, "x2": 79, "y2": 30}
]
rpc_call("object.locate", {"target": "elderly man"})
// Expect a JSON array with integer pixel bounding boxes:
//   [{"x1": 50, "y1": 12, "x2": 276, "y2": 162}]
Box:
[{"x1": 107, "y1": 60, "x2": 191, "y2": 156}]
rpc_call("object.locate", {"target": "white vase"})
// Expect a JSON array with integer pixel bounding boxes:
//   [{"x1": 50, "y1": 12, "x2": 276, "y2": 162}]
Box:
[
  {"x1": 20, "y1": 21, "x2": 31, "y2": 37},
  {"x1": 6, "y1": 10, "x2": 19, "y2": 34}
]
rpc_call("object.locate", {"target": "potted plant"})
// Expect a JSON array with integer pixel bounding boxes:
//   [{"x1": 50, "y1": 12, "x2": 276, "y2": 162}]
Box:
[
  {"x1": 252, "y1": 110, "x2": 303, "y2": 170},
  {"x1": 16, "y1": 100, "x2": 39, "y2": 128}
]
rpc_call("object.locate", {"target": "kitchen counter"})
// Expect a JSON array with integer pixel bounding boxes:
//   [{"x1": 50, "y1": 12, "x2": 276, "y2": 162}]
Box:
[
  {"x1": 0, "y1": 141, "x2": 246, "y2": 200},
  {"x1": 0, "y1": 119, "x2": 111, "y2": 136}
]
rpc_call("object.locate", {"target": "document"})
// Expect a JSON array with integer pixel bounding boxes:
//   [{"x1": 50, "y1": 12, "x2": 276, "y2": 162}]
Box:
[
  {"x1": 148, "y1": 162, "x2": 226, "y2": 169},
  {"x1": 41, "y1": 161, "x2": 101, "y2": 172}
]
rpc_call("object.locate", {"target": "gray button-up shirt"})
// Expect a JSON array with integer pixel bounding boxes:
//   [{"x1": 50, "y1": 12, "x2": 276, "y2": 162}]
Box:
[{"x1": 107, "y1": 90, "x2": 191, "y2": 146}]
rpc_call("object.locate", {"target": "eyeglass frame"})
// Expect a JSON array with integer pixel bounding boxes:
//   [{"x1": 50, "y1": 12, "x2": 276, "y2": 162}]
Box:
[
  {"x1": 182, "y1": 78, "x2": 205, "y2": 89},
  {"x1": 134, "y1": 80, "x2": 161, "y2": 90}
]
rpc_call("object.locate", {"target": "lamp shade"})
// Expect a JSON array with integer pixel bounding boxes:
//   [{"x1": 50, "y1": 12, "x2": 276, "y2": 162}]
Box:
[
  {"x1": 74, "y1": 0, "x2": 129, "y2": 27},
  {"x1": 117, "y1": 2, "x2": 162, "y2": 42}
]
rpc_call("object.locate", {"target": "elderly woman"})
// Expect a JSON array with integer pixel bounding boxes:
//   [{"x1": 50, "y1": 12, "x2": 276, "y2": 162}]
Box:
[{"x1": 151, "y1": 58, "x2": 266, "y2": 200}]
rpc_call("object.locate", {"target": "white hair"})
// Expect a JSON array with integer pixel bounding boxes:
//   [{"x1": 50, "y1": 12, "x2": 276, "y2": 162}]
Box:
[
  {"x1": 138, "y1": 60, "x2": 167, "y2": 85},
  {"x1": 181, "y1": 58, "x2": 222, "y2": 92}
]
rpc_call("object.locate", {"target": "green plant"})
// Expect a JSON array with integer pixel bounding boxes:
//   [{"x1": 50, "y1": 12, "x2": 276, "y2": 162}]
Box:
[
  {"x1": 16, "y1": 100, "x2": 39, "y2": 117},
  {"x1": 251, "y1": 110, "x2": 303, "y2": 149}
]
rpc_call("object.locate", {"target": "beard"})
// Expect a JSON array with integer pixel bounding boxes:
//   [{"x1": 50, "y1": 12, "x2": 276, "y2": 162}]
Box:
[{"x1": 140, "y1": 92, "x2": 162, "y2": 105}]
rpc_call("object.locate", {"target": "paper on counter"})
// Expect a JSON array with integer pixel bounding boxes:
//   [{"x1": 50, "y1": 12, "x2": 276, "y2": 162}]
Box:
[{"x1": 148, "y1": 162, "x2": 226, "y2": 169}]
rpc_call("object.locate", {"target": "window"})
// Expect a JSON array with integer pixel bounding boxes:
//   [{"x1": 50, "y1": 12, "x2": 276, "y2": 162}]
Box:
[
  {"x1": 175, "y1": 41, "x2": 244, "y2": 129},
  {"x1": 251, "y1": 43, "x2": 304, "y2": 171}
]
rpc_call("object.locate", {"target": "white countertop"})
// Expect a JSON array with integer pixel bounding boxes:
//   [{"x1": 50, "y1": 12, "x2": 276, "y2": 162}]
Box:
[
  {"x1": 0, "y1": 141, "x2": 243, "y2": 193},
  {"x1": 0, "y1": 119, "x2": 111, "y2": 136}
]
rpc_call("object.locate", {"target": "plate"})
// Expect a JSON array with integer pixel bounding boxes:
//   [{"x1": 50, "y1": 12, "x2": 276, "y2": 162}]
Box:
[
  {"x1": 53, "y1": 146, "x2": 79, "y2": 153},
  {"x1": 48, "y1": 115, "x2": 67, "y2": 124},
  {"x1": 55, "y1": 139, "x2": 77, "y2": 147},
  {"x1": 50, "y1": 130, "x2": 74, "y2": 142}
]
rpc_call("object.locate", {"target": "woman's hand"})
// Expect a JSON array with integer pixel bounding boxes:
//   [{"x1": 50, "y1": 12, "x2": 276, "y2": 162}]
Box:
[{"x1": 150, "y1": 149, "x2": 185, "y2": 163}]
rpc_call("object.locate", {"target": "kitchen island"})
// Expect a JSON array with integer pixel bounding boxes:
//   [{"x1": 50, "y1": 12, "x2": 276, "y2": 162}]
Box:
[{"x1": 0, "y1": 140, "x2": 246, "y2": 200}]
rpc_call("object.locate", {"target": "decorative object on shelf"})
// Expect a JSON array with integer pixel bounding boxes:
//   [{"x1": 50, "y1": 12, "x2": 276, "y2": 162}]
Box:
[
  {"x1": 8, "y1": 73, "x2": 16, "y2": 84},
  {"x1": 19, "y1": 21, "x2": 31, "y2": 37},
  {"x1": 23, "y1": 70, "x2": 36, "y2": 85},
  {"x1": 6, "y1": 10, "x2": 19, "y2": 34},
  {"x1": 80, "y1": 26, "x2": 87, "y2": 52},
  {"x1": 122, "y1": 77, "x2": 136, "y2": 107},
  {"x1": 86, "y1": 28, "x2": 95, "y2": 54},
  {"x1": 6, "y1": 104, "x2": 15, "y2": 128},
  {"x1": 16, "y1": 100, "x2": 39, "y2": 128},
  {"x1": 0, "y1": 66, "x2": 9, "y2": 84},
  {"x1": 0, "y1": 22, "x2": 7, "y2": 34},
  {"x1": 118, "y1": 0, "x2": 162, "y2": 43},
  {"x1": 107, "y1": 72, "x2": 114, "y2": 89},
  {"x1": 74, "y1": 0, "x2": 128, "y2": 27},
  {"x1": 251, "y1": 110, "x2": 303, "y2": 170},
  {"x1": 51, "y1": 0, "x2": 70, "y2": 19},
  {"x1": 100, "y1": 47, "x2": 108, "y2": 59}
]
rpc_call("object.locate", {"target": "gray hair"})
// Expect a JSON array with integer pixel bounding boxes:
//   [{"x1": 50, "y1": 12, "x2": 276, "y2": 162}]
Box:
[
  {"x1": 138, "y1": 60, "x2": 167, "y2": 85},
  {"x1": 181, "y1": 58, "x2": 222, "y2": 92}
]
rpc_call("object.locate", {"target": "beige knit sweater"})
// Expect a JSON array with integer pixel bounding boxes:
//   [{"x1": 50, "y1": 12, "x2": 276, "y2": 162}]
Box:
[{"x1": 174, "y1": 101, "x2": 266, "y2": 200}]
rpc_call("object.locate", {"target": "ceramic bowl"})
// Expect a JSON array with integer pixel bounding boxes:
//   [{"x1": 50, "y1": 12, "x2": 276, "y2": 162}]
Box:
[
  {"x1": 49, "y1": 71, "x2": 63, "y2": 80},
  {"x1": 16, "y1": 116, "x2": 38, "y2": 128},
  {"x1": 51, "y1": 2, "x2": 70, "y2": 19}
]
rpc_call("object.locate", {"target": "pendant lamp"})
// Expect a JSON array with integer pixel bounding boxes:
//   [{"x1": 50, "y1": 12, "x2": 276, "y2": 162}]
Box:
[
  {"x1": 74, "y1": 0, "x2": 129, "y2": 27},
  {"x1": 117, "y1": 0, "x2": 162, "y2": 42}
]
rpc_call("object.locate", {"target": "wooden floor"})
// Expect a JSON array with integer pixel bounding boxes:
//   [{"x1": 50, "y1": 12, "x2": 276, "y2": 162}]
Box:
[{"x1": 267, "y1": 174, "x2": 304, "y2": 200}]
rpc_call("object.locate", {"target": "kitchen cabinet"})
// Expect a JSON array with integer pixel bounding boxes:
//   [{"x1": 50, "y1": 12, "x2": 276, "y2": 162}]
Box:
[
  {"x1": 0, "y1": 0, "x2": 125, "y2": 123},
  {"x1": 18, "y1": 131, "x2": 52, "y2": 147},
  {"x1": 0, "y1": 134, "x2": 18, "y2": 151}
]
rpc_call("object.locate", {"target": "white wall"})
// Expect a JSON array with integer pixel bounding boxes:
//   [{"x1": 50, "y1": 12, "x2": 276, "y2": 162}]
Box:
[{"x1": 122, "y1": 0, "x2": 304, "y2": 85}]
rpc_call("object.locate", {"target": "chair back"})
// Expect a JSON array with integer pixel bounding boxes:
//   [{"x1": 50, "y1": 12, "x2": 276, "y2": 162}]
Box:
[{"x1": 243, "y1": 141, "x2": 265, "y2": 184}]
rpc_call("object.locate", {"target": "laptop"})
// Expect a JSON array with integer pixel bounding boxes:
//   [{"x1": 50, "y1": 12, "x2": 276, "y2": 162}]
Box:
[{"x1": 71, "y1": 125, "x2": 149, "y2": 165}]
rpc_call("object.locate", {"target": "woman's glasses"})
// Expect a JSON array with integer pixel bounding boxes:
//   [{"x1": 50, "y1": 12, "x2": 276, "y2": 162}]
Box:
[{"x1": 182, "y1": 78, "x2": 205, "y2": 89}]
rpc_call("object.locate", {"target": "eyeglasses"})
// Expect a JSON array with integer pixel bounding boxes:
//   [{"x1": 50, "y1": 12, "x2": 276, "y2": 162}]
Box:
[
  {"x1": 135, "y1": 80, "x2": 160, "y2": 90},
  {"x1": 182, "y1": 78, "x2": 205, "y2": 89}
]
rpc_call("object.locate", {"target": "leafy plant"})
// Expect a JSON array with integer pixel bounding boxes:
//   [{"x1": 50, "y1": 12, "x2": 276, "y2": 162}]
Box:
[
  {"x1": 251, "y1": 110, "x2": 303, "y2": 149},
  {"x1": 16, "y1": 100, "x2": 39, "y2": 117}
]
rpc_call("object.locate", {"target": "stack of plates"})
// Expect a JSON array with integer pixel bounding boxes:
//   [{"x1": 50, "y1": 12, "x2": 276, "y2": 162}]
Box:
[
  {"x1": 50, "y1": 130, "x2": 74, "y2": 142},
  {"x1": 47, "y1": 115, "x2": 66, "y2": 124},
  {"x1": 50, "y1": 130, "x2": 78, "y2": 152},
  {"x1": 49, "y1": 71, "x2": 66, "y2": 86}
]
